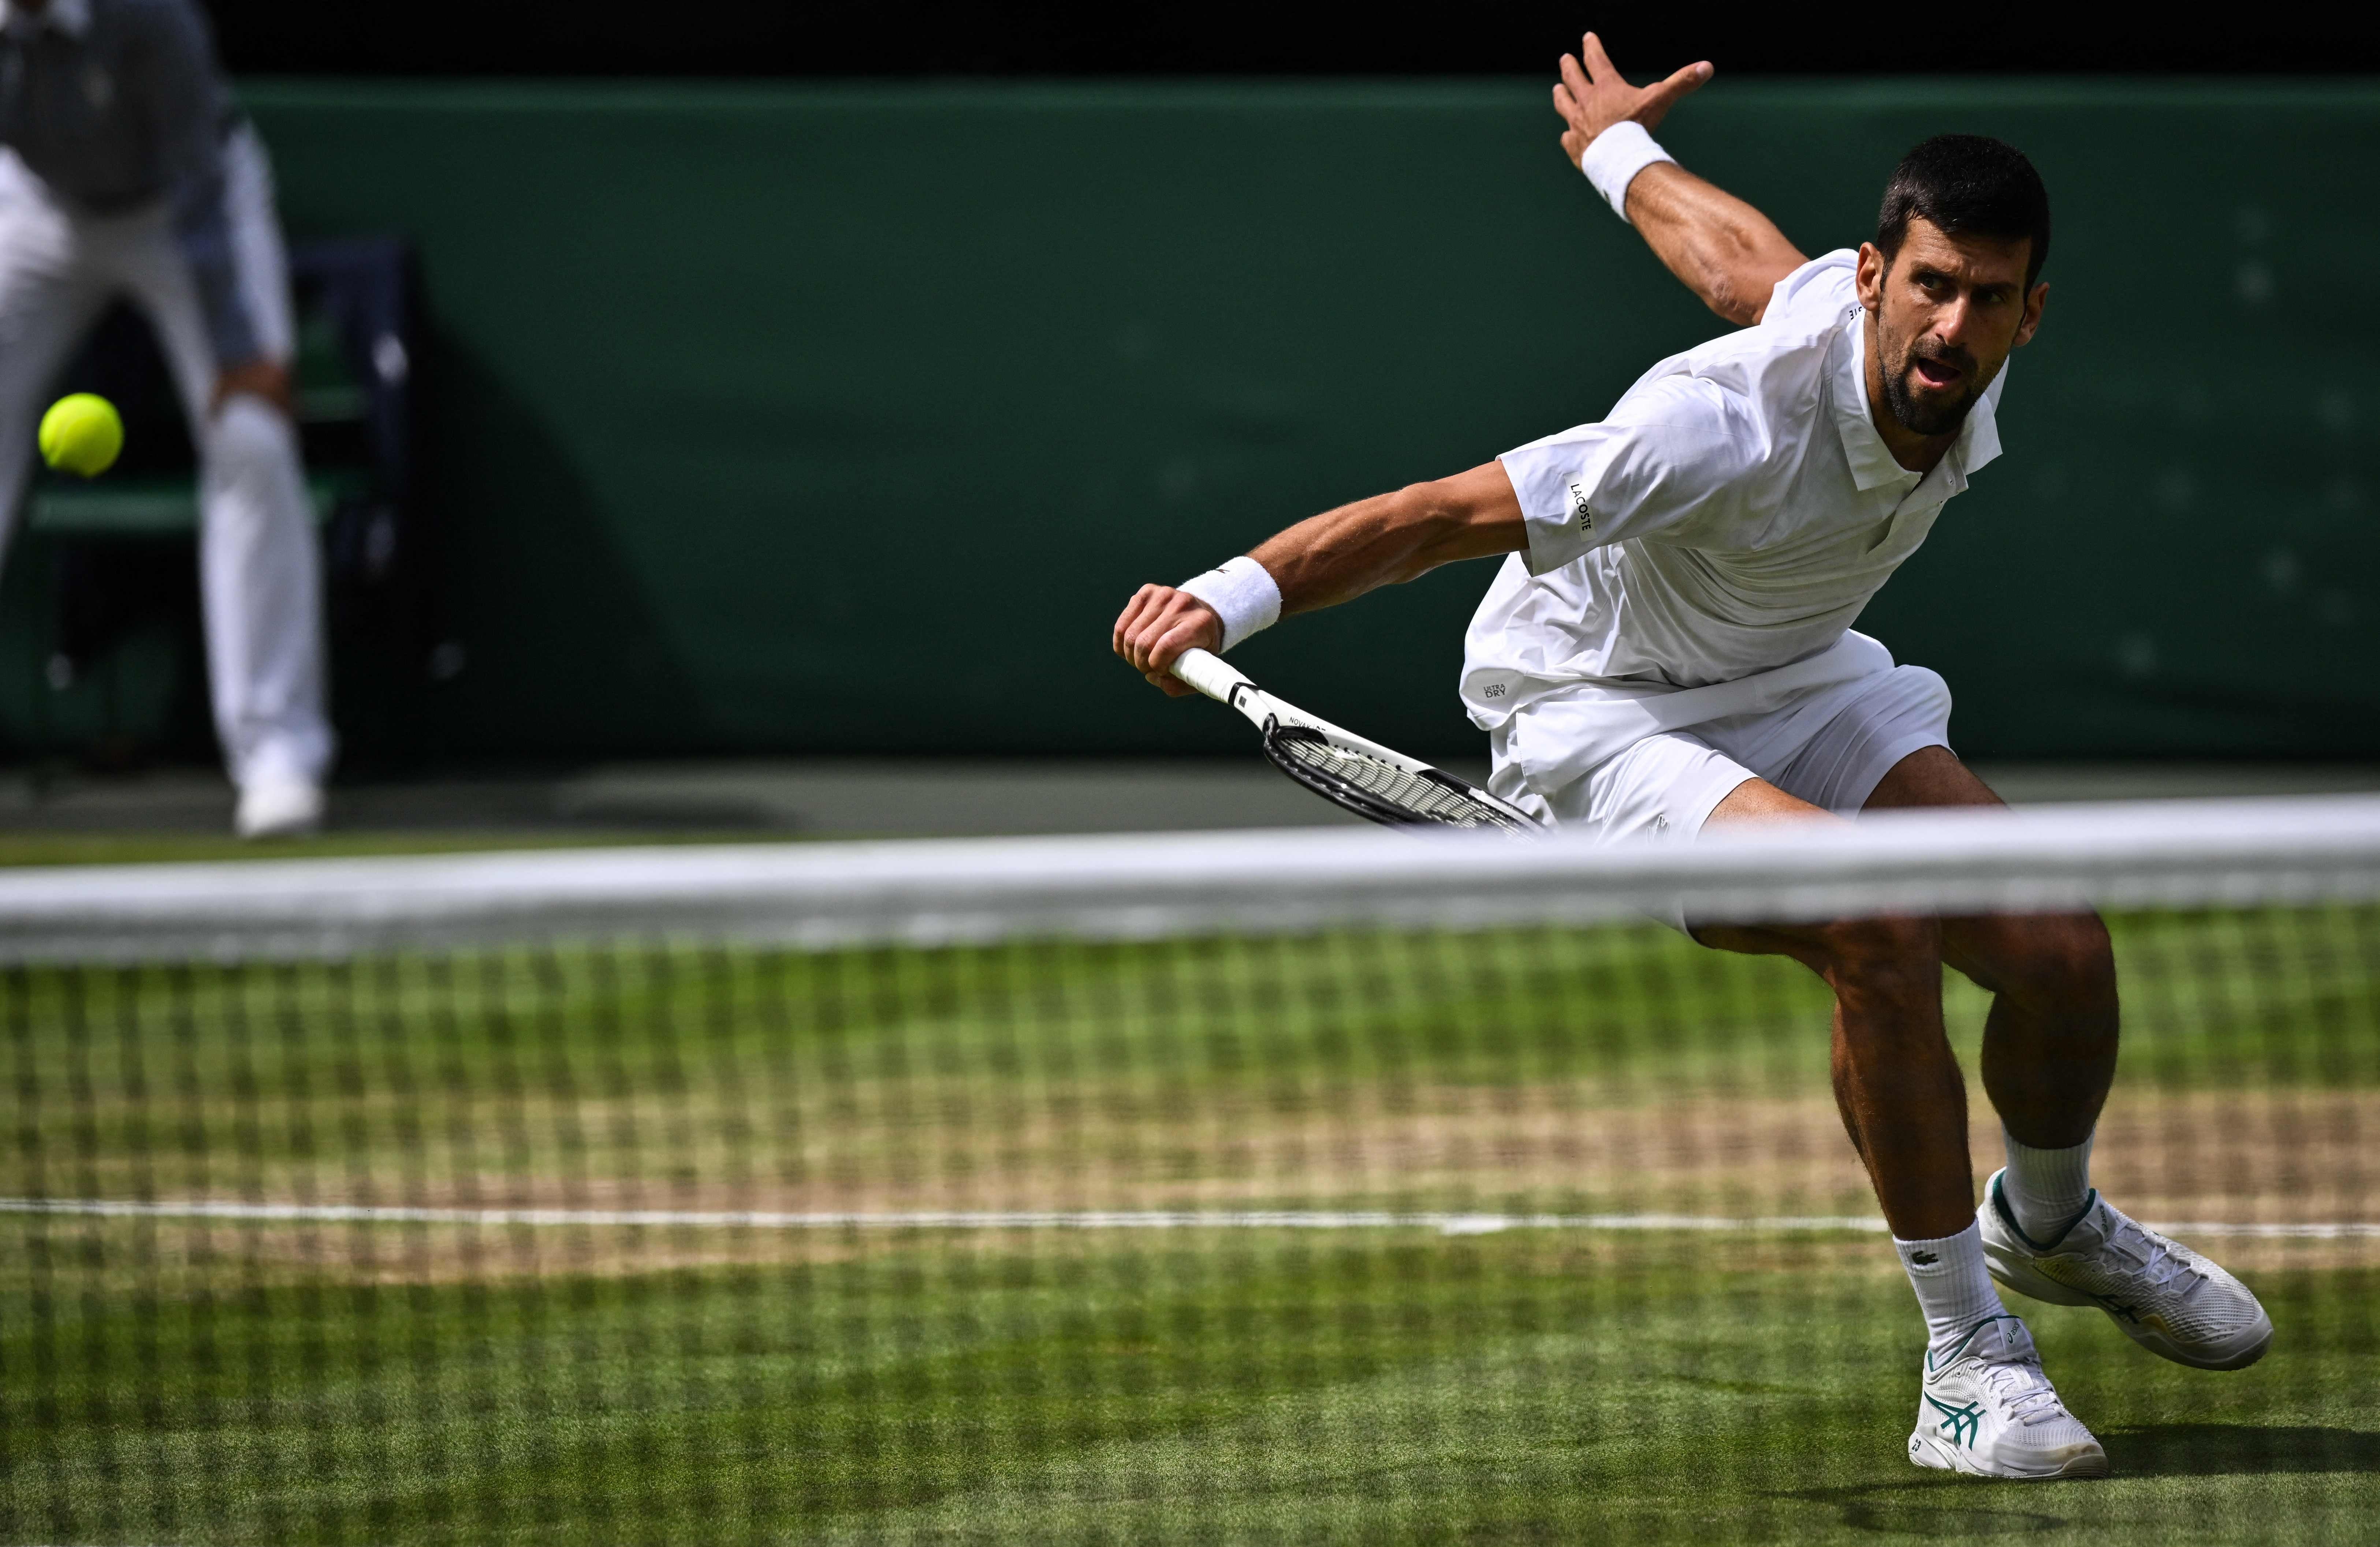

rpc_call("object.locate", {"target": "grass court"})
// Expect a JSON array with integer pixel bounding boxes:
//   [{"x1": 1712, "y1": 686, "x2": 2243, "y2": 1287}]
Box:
[{"x1": 5, "y1": 907, "x2": 2375, "y2": 1542}]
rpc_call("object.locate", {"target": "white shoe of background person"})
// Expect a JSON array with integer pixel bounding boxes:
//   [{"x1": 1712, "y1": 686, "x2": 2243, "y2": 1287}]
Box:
[
  {"x1": 235, "y1": 777, "x2": 324, "y2": 840},
  {"x1": 1978, "y1": 1169, "x2": 2273, "y2": 1371},
  {"x1": 1907, "y1": 1315, "x2": 2108, "y2": 1480}
]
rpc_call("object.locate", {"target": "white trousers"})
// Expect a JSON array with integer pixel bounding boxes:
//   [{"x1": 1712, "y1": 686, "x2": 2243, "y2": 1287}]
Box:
[{"x1": 0, "y1": 127, "x2": 332, "y2": 790}]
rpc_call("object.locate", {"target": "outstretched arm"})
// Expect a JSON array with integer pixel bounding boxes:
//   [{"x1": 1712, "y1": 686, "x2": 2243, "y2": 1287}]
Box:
[
  {"x1": 1111, "y1": 462, "x2": 1522, "y2": 696},
  {"x1": 1554, "y1": 33, "x2": 1807, "y2": 326}
]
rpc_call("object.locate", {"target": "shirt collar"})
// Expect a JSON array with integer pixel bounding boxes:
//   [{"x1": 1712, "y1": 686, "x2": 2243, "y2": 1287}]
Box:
[
  {"x1": 0, "y1": 0, "x2": 91, "y2": 37},
  {"x1": 1832, "y1": 306, "x2": 2004, "y2": 497}
]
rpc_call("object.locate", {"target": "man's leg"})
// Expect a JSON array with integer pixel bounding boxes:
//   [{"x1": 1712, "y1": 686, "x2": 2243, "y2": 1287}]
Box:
[
  {"x1": 0, "y1": 153, "x2": 111, "y2": 565},
  {"x1": 1692, "y1": 777, "x2": 2023, "y2": 1385},
  {"x1": 109, "y1": 135, "x2": 332, "y2": 826},
  {"x1": 1690, "y1": 774, "x2": 2108, "y2": 1479},
  {"x1": 1525, "y1": 730, "x2": 1982, "y2": 1237},
  {"x1": 1692, "y1": 777, "x2": 1977, "y2": 1237},
  {"x1": 1864, "y1": 748, "x2": 2117, "y2": 1234},
  {"x1": 196, "y1": 394, "x2": 332, "y2": 805},
  {"x1": 1862, "y1": 747, "x2": 2271, "y2": 1372}
]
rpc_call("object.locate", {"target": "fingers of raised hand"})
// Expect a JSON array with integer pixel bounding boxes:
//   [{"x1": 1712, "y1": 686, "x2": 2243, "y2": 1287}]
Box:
[
  {"x1": 1552, "y1": 79, "x2": 1587, "y2": 130},
  {"x1": 1669, "y1": 60, "x2": 1715, "y2": 92},
  {"x1": 1580, "y1": 31, "x2": 1619, "y2": 81},
  {"x1": 1640, "y1": 60, "x2": 1713, "y2": 126},
  {"x1": 1557, "y1": 52, "x2": 1594, "y2": 105}
]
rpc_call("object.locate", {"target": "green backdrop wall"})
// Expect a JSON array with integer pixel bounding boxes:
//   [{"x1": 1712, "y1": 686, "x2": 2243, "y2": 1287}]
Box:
[{"x1": 8, "y1": 81, "x2": 2375, "y2": 761}]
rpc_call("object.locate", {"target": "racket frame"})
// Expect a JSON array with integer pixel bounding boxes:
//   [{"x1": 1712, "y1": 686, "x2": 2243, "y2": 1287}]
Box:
[{"x1": 1169, "y1": 648, "x2": 1546, "y2": 831}]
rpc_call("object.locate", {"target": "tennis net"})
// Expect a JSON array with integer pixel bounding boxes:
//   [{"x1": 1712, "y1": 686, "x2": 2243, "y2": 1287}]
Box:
[{"x1": 4, "y1": 796, "x2": 2377, "y2": 1543}]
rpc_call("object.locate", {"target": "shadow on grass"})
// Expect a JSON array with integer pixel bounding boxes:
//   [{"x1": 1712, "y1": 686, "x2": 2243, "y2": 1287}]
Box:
[
  {"x1": 1766, "y1": 1478, "x2": 2075, "y2": 1537},
  {"x1": 2104, "y1": 1423, "x2": 2380, "y2": 1477},
  {"x1": 1767, "y1": 1426, "x2": 2380, "y2": 1536}
]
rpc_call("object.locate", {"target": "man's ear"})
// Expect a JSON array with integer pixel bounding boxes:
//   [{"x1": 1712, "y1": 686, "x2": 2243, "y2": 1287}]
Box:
[
  {"x1": 2013, "y1": 281, "x2": 2049, "y2": 348},
  {"x1": 1854, "y1": 242, "x2": 1887, "y2": 312}
]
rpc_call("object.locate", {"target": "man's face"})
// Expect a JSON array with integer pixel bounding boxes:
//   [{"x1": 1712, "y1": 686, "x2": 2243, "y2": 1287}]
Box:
[{"x1": 1855, "y1": 218, "x2": 2047, "y2": 438}]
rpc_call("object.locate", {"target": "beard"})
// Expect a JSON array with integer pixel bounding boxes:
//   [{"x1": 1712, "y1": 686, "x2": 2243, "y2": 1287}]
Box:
[{"x1": 1878, "y1": 332, "x2": 1985, "y2": 437}]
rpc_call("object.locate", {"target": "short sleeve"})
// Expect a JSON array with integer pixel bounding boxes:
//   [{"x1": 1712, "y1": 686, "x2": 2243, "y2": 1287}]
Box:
[
  {"x1": 1761, "y1": 249, "x2": 1859, "y2": 333},
  {"x1": 1498, "y1": 374, "x2": 1764, "y2": 576}
]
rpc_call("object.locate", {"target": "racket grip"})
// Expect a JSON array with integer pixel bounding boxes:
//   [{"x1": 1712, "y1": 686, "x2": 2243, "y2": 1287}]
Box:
[{"x1": 1169, "y1": 647, "x2": 1253, "y2": 703}]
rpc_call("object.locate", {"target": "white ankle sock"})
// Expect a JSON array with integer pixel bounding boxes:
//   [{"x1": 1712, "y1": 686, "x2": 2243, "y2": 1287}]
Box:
[
  {"x1": 2000, "y1": 1130, "x2": 2094, "y2": 1243},
  {"x1": 1895, "y1": 1222, "x2": 2008, "y2": 1356}
]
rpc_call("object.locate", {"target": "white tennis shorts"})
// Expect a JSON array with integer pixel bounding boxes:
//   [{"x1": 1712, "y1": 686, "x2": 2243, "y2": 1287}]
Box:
[{"x1": 1485, "y1": 662, "x2": 1953, "y2": 842}]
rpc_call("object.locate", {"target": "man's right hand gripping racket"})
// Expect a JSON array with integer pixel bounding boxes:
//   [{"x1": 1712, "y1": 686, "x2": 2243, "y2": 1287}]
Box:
[{"x1": 1169, "y1": 648, "x2": 1547, "y2": 833}]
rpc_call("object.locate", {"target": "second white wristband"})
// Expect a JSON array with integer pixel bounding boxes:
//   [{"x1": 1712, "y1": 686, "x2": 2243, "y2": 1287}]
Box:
[
  {"x1": 1176, "y1": 556, "x2": 1281, "y2": 653},
  {"x1": 1579, "y1": 120, "x2": 1676, "y2": 224}
]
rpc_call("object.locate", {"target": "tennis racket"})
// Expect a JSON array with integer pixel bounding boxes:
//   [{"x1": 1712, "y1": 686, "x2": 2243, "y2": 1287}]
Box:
[{"x1": 1169, "y1": 648, "x2": 1546, "y2": 832}]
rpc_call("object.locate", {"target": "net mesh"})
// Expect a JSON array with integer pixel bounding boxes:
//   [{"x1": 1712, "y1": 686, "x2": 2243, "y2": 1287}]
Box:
[{"x1": 4, "y1": 800, "x2": 2377, "y2": 1542}]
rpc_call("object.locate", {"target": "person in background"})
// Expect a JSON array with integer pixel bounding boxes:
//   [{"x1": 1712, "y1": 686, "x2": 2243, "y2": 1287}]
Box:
[{"x1": 0, "y1": 0, "x2": 330, "y2": 837}]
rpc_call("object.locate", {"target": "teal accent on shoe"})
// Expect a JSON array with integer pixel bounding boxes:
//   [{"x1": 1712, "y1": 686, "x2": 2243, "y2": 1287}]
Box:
[
  {"x1": 1925, "y1": 1393, "x2": 1984, "y2": 1449},
  {"x1": 1990, "y1": 1173, "x2": 2098, "y2": 1252},
  {"x1": 1926, "y1": 1313, "x2": 2023, "y2": 1374}
]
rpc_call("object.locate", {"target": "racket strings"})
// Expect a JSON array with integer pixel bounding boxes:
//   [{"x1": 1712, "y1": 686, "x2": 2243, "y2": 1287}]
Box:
[{"x1": 1266, "y1": 726, "x2": 1530, "y2": 831}]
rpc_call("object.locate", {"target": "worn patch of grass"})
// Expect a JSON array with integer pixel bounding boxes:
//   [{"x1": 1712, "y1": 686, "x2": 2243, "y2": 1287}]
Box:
[{"x1": 8, "y1": 914, "x2": 2376, "y2": 1214}]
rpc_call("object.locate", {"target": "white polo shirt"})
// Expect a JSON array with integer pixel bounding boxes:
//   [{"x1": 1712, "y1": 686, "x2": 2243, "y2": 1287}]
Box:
[{"x1": 1459, "y1": 249, "x2": 2005, "y2": 783}]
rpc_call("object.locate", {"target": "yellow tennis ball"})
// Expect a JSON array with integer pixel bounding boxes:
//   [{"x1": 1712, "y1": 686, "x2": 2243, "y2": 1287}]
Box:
[{"x1": 39, "y1": 393, "x2": 124, "y2": 478}]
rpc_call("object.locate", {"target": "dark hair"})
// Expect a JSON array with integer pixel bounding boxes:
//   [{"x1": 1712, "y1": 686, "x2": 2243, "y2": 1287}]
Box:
[{"x1": 1875, "y1": 135, "x2": 2051, "y2": 287}]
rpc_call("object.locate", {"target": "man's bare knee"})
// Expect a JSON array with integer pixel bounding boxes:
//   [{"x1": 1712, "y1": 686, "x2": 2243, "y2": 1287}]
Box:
[
  {"x1": 1956, "y1": 911, "x2": 2115, "y2": 1012},
  {"x1": 1821, "y1": 912, "x2": 1939, "y2": 967},
  {"x1": 1815, "y1": 913, "x2": 1942, "y2": 1001}
]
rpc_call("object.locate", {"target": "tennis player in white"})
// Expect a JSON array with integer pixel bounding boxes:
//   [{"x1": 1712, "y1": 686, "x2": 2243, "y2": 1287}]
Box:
[{"x1": 1114, "y1": 34, "x2": 2270, "y2": 1480}]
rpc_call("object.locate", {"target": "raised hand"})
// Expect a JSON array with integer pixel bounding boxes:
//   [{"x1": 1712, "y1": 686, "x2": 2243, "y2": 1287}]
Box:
[{"x1": 1554, "y1": 32, "x2": 1713, "y2": 168}]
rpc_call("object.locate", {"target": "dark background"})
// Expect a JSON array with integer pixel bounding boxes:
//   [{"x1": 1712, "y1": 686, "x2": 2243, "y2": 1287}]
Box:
[
  {"x1": 5, "y1": 7, "x2": 2377, "y2": 773},
  {"x1": 202, "y1": 4, "x2": 2380, "y2": 80}
]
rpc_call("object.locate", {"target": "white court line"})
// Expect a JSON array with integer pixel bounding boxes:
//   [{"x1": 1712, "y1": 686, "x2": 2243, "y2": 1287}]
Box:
[{"x1": 3, "y1": 1197, "x2": 2374, "y2": 1240}]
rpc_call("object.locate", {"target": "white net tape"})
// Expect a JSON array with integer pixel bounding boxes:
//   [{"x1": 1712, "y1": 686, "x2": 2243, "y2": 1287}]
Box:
[{"x1": 1, "y1": 795, "x2": 2375, "y2": 964}]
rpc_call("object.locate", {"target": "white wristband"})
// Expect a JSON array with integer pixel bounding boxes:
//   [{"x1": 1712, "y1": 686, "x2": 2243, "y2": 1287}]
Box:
[
  {"x1": 1578, "y1": 120, "x2": 1675, "y2": 224},
  {"x1": 1176, "y1": 555, "x2": 1281, "y2": 653}
]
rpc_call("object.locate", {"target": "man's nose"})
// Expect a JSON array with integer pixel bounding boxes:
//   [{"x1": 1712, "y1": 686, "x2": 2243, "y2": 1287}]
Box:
[{"x1": 1934, "y1": 294, "x2": 1978, "y2": 350}]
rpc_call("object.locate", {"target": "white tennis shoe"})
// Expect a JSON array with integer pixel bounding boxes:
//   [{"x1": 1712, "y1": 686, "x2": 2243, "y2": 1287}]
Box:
[
  {"x1": 1978, "y1": 1170, "x2": 2272, "y2": 1371},
  {"x1": 235, "y1": 777, "x2": 324, "y2": 840},
  {"x1": 1907, "y1": 1315, "x2": 2108, "y2": 1480}
]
